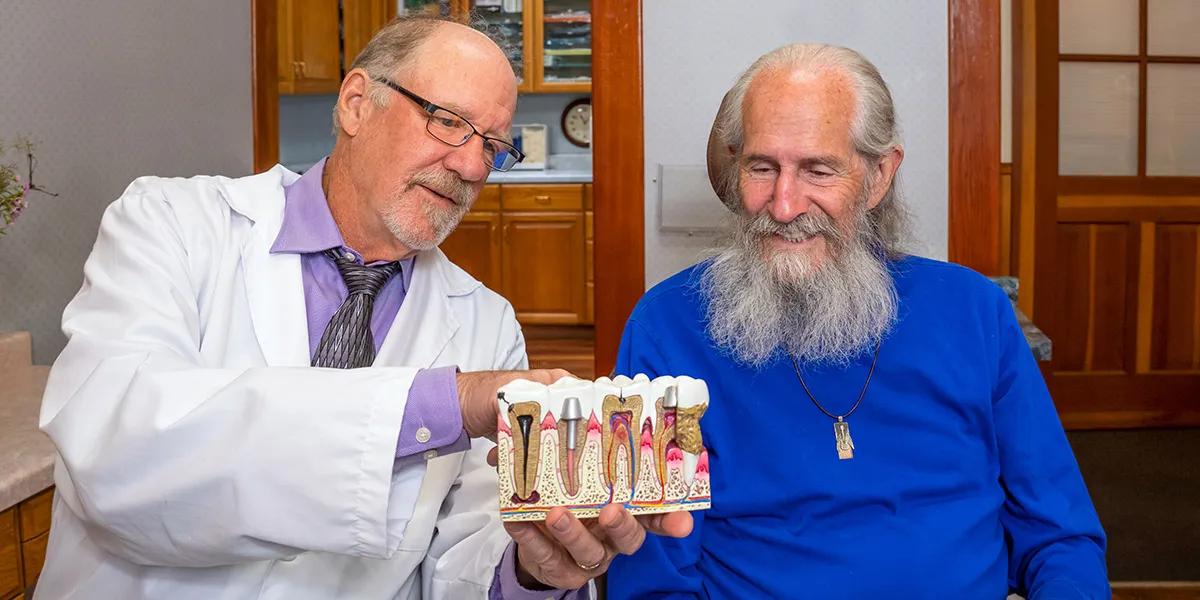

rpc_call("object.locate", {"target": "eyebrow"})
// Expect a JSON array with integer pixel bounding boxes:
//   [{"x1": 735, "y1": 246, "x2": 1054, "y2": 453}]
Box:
[
  {"x1": 743, "y1": 153, "x2": 848, "y2": 170},
  {"x1": 440, "y1": 101, "x2": 513, "y2": 144}
]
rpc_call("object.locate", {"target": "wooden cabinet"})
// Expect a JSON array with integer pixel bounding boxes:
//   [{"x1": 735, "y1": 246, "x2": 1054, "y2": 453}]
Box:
[
  {"x1": 584, "y1": 183, "x2": 594, "y2": 323},
  {"x1": 441, "y1": 183, "x2": 593, "y2": 325},
  {"x1": 278, "y1": 0, "x2": 396, "y2": 95},
  {"x1": 502, "y1": 212, "x2": 587, "y2": 324},
  {"x1": 0, "y1": 488, "x2": 52, "y2": 600}
]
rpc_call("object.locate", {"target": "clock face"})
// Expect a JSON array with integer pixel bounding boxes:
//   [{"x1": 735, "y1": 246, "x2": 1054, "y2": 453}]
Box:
[{"x1": 562, "y1": 101, "x2": 592, "y2": 147}]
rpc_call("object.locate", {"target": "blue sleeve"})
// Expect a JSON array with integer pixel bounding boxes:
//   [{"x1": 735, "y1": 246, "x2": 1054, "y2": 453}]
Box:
[
  {"x1": 606, "y1": 316, "x2": 707, "y2": 600},
  {"x1": 991, "y1": 288, "x2": 1111, "y2": 600}
]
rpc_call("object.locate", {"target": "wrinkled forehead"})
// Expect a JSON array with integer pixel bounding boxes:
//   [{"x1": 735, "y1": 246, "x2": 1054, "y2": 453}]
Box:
[
  {"x1": 397, "y1": 26, "x2": 518, "y2": 135},
  {"x1": 742, "y1": 67, "x2": 857, "y2": 142}
]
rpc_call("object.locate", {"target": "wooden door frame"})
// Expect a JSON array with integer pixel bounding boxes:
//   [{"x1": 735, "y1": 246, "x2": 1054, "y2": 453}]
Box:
[{"x1": 250, "y1": 0, "x2": 1003, "y2": 377}]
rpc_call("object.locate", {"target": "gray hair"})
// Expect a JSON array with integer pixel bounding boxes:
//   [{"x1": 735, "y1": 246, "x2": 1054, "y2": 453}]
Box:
[
  {"x1": 331, "y1": 12, "x2": 517, "y2": 134},
  {"x1": 714, "y1": 42, "x2": 912, "y2": 258}
]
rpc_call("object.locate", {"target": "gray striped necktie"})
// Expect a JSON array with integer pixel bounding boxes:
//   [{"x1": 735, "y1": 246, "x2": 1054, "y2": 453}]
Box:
[{"x1": 311, "y1": 249, "x2": 401, "y2": 369}]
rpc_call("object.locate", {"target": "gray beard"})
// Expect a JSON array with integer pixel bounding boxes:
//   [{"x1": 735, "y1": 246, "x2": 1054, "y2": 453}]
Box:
[{"x1": 700, "y1": 202, "x2": 899, "y2": 368}]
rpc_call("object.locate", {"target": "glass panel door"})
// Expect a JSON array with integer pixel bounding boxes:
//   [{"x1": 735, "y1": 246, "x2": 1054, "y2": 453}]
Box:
[
  {"x1": 472, "y1": 0, "x2": 527, "y2": 85},
  {"x1": 541, "y1": 0, "x2": 591, "y2": 85},
  {"x1": 400, "y1": 0, "x2": 453, "y2": 17}
]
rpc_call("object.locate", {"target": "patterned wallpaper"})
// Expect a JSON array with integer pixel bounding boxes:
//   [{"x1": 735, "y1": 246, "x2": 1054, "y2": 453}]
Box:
[
  {"x1": 0, "y1": 0, "x2": 253, "y2": 364},
  {"x1": 642, "y1": 0, "x2": 950, "y2": 288}
]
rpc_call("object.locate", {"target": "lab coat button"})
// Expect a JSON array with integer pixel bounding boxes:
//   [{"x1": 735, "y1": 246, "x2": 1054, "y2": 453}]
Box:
[
  {"x1": 423, "y1": 449, "x2": 438, "y2": 460},
  {"x1": 280, "y1": 555, "x2": 296, "y2": 562},
  {"x1": 415, "y1": 427, "x2": 432, "y2": 443}
]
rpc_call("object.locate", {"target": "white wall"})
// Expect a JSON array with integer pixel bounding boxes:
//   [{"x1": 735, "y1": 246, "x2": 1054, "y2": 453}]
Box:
[
  {"x1": 0, "y1": 0, "x2": 253, "y2": 364},
  {"x1": 642, "y1": 0, "x2": 950, "y2": 288}
]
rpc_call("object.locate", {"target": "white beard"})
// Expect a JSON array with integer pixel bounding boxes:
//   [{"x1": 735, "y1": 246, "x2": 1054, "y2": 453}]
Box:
[{"x1": 700, "y1": 198, "x2": 899, "y2": 368}]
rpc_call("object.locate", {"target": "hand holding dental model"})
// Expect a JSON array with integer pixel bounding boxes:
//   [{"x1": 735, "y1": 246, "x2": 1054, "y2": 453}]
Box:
[{"x1": 491, "y1": 373, "x2": 707, "y2": 590}]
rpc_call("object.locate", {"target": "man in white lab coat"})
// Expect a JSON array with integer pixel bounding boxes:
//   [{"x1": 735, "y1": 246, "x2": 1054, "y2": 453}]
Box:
[{"x1": 34, "y1": 15, "x2": 690, "y2": 600}]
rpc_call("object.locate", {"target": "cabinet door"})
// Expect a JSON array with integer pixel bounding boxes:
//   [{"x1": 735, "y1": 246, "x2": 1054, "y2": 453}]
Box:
[
  {"x1": 284, "y1": 0, "x2": 342, "y2": 94},
  {"x1": 534, "y1": 0, "x2": 591, "y2": 92},
  {"x1": 277, "y1": 0, "x2": 295, "y2": 93},
  {"x1": 440, "y1": 212, "x2": 503, "y2": 291},
  {"x1": 342, "y1": 0, "x2": 396, "y2": 73},
  {"x1": 0, "y1": 508, "x2": 20, "y2": 599},
  {"x1": 502, "y1": 212, "x2": 586, "y2": 324}
]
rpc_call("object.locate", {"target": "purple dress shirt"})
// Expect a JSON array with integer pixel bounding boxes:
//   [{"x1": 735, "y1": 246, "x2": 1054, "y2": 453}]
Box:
[{"x1": 272, "y1": 158, "x2": 585, "y2": 600}]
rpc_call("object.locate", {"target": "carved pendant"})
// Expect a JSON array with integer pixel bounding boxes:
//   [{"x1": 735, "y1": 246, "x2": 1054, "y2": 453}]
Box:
[{"x1": 834, "y1": 418, "x2": 854, "y2": 460}]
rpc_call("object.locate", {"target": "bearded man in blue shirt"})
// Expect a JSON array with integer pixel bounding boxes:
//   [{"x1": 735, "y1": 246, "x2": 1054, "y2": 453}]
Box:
[{"x1": 605, "y1": 42, "x2": 1109, "y2": 600}]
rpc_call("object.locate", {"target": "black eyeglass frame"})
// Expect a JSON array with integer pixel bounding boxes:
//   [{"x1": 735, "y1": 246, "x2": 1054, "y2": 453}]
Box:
[{"x1": 373, "y1": 76, "x2": 525, "y2": 171}]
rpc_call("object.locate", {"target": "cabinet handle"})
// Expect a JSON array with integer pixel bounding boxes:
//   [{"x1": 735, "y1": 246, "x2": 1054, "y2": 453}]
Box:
[
  {"x1": 503, "y1": 223, "x2": 511, "y2": 243},
  {"x1": 299, "y1": 61, "x2": 307, "y2": 78},
  {"x1": 533, "y1": 195, "x2": 552, "y2": 205},
  {"x1": 292, "y1": 61, "x2": 301, "y2": 78}
]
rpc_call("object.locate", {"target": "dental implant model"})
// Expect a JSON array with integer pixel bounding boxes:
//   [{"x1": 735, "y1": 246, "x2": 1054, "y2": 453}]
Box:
[{"x1": 496, "y1": 374, "x2": 711, "y2": 522}]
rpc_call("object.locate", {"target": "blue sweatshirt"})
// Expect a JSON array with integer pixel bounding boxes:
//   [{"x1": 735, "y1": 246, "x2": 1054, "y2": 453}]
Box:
[{"x1": 608, "y1": 256, "x2": 1109, "y2": 600}]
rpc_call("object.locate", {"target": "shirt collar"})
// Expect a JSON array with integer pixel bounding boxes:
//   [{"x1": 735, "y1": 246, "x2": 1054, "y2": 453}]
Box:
[{"x1": 271, "y1": 157, "x2": 417, "y2": 288}]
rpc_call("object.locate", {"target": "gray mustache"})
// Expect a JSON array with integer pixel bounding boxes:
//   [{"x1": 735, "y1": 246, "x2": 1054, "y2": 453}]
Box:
[
  {"x1": 409, "y1": 170, "x2": 474, "y2": 207},
  {"x1": 744, "y1": 210, "x2": 844, "y2": 243}
]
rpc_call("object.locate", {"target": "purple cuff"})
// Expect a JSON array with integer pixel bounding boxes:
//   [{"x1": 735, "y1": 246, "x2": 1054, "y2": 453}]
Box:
[
  {"x1": 395, "y1": 366, "x2": 471, "y2": 464},
  {"x1": 490, "y1": 542, "x2": 590, "y2": 600}
]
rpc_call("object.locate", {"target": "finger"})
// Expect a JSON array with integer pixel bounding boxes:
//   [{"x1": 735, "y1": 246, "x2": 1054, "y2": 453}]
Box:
[
  {"x1": 637, "y1": 511, "x2": 694, "y2": 539},
  {"x1": 487, "y1": 447, "x2": 498, "y2": 467},
  {"x1": 503, "y1": 521, "x2": 560, "y2": 566},
  {"x1": 597, "y1": 504, "x2": 646, "y2": 555},
  {"x1": 545, "y1": 507, "x2": 608, "y2": 569}
]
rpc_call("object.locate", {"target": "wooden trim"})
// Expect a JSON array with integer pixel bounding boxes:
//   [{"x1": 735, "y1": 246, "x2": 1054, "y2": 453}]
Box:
[
  {"x1": 1084, "y1": 226, "x2": 1097, "y2": 370},
  {"x1": 1058, "y1": 195, "x2": 1200, "y2": 208},
  {"x1": 948, "y1": 0, "x2": 1002, "y2": 275},
  {"x1": 1138, "y1": 0, "x2": 1149, "y2": 177},
  {"x1": 1058, "y1": 54, "x2": 1200, "y2": 64},
  {"x1": 1194, "y1": 235, "x2": 1200, "y2": 369},
  {"x1": 1137, "y1": 222, "x2": 1155, "y2": 373},
  {"x1": 1032, "y1": 0, "x2": 1058, "y2": 340},
  {"x1": 1000, "y1": 164, "x2": 1013, "y2": 275},
  {"x1": 590, "y1": 0, "x2": 644, "y2": 377},
  {"x1": 529, "y1": 0, "x2": 545, "y2": 92},
  {"x1": 1058, "y1": 177, "x2": 1200, "y2": 196},
  {"x1": 1111, "y1": 582, "x2": 1200, "y2": 600},
  {"x1": 252, "y1": 0, "x2": 279, "y2": 173},
  {"x1": 1058, "y1": 205, "x2": 1200, "y2": 223},
  {"x1": 1014, "y1": 0, "x2": 1038, "y2": 316}
]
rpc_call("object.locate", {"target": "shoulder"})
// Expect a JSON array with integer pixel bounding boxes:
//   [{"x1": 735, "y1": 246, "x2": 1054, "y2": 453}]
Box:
[
  {"x1": 890, "y1": 254, "x2": 1008, "y2": 308},
  {"x1": 112, "y1": 166, "x2": 290, "y2": 226},
  {"x1": 629, "y1": 263, "x2": 709, "y2": 323}
]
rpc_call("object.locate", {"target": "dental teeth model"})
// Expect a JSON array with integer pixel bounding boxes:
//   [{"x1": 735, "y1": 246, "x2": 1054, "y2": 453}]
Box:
[{"x1": 496, "y1": 374, "x2": 711, "y2": 521}]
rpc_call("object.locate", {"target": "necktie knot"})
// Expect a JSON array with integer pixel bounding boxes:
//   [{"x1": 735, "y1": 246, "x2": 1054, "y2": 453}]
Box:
[{"x1": 325, "y1": 250, "x2": 400, "y2": 298}]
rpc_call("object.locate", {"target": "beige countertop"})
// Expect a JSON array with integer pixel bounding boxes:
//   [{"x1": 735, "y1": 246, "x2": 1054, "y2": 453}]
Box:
[{"x1": 0, "y1": 365, "x2": 55, "y2": 512}]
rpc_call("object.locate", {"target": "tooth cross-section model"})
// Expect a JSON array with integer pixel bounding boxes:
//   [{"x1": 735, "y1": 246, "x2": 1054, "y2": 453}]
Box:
[{"x1": 496, "y1": 374, "x2": 711, "y2": 521}]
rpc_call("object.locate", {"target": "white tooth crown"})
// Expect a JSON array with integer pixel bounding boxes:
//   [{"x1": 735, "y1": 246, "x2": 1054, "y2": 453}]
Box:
[{"x1": 495, "y1": 373, "x2": 712, "y2": 522}]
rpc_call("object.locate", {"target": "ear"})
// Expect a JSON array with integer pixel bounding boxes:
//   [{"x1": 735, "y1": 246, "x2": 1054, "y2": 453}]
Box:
[
  {"x1": 866, "y1": 145, "x2": 904, "y2": 210},
  {"x1": 335, "y1": 68, "x2": 373, "y2": 138}
]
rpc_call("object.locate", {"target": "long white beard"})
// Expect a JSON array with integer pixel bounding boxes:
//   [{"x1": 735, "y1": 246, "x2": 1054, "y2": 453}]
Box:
[{"x1": 701, "y1": 200, "x2": 899, "y2": 368}]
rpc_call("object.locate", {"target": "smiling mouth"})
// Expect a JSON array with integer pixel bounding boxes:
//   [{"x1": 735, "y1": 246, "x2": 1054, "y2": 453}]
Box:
[
  {"x1": 420, "y1": 185, "x2": 455, "y2": 204},
  {"x1": 776, "y1": 232, "x2": 820, "y2": 243}
]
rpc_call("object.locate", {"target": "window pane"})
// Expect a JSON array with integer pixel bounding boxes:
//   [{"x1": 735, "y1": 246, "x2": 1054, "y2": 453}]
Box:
[
  {"x1": 1147, "y1": 64, "x2": 1200, "y2": 176},
  {"x1": 1148, "y1": 0, "x2": 1200, "y2": 57},
  {"x1": 1059, "y1": 62, "x2": 1140, "y2": 176},
  {"x1": 1060, "y1": 0, "x2": 1140, "y2": 55}
]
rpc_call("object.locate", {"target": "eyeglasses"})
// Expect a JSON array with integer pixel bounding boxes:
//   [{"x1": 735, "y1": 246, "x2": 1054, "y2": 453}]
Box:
[{"x1": 374, "y1": 76, "x2": 525, "y2": 172}]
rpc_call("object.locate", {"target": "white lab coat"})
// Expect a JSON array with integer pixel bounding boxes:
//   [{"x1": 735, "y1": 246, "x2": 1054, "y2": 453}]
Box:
[{"x1": 35, "y1": 166, "x2": 570, "y2": 599}]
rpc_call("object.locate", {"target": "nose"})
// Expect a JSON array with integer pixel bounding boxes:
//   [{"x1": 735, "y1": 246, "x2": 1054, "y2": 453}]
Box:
[
  {"x1": 443, "y1": 134, "x2": 490, "y2": 184},
  {"x1": 769, "y1": 171, "x2": 812, "y2": 222}
]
